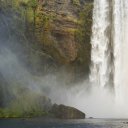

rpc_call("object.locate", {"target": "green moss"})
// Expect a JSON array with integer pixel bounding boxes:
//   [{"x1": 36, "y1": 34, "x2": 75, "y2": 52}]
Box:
[
  {"x1": 72, "y1": 0, "x2": 80, "y2": 6},
  {"x1": 72, "y1": 3, "x2": 93, "y2": 78},
  {"x1": 66, "y1": 28, "x2": 77, "y2": 34}
]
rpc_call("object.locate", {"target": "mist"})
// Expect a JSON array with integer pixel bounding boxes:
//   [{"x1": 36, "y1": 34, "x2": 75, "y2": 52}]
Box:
[
  {"x1": 1, "y1": 1, "x2": 128, "y2": 119},
  {"x1": 0, "y1": 9, "x2": 116, "y2": 118}
]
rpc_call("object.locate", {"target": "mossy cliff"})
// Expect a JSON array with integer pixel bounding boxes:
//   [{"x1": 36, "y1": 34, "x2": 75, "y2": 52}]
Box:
[
  {"x1": 0, "y1": 0, "x2": 93, "y2": 118},
  {"x1": 0, "y1": 0, "x2": 93, "y2": 81},
  {"x1": 32, "y1": 0, "x2": 93, "y2": 81}
]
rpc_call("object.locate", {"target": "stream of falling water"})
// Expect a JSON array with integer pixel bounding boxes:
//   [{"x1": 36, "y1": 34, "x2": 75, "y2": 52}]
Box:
[
  {"x1": 90, "y1": 0, "x2": 128, "y2": 108},
  {"x1": 114, "y1": 0, "x2": 128, "y2": 105},
  {"x1": 90, "y1": 0, "x2": 112, "y2": 88}
]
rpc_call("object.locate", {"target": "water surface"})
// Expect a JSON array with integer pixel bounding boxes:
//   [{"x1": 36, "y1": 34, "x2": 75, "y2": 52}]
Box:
[{"x1": 0, "y1": 118, "x2": 128, "y2": 128}]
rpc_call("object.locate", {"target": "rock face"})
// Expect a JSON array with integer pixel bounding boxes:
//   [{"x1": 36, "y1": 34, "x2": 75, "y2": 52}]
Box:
[
  {"x1": 27, "y1": 0, "x2": 93, "y2": 81},
  {"x1": 34, "y1": 0, "x2": 80, "y2": 63},
  {"x1": 51, "y1": 104, "x2": 86, "y2": 119},
  {"x1": 0, "y1": 0, "x2": 93, "y2": 80},
  {"x1": 28, "y1": 0, "x2": 92, "y2": 64}
]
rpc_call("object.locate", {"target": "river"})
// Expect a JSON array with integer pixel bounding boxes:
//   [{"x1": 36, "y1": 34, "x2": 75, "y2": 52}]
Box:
[{"x1": 0, "y1": 118, "x2": 128, "y2": 128}]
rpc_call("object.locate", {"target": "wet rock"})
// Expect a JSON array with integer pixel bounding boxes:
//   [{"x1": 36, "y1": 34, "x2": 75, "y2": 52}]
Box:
[{"x1": 51, "y1": 104, "x2": 86, "y2": 119}]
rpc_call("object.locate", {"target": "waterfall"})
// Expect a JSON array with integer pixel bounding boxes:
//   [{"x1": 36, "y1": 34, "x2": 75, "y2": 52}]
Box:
[
  {"x1": 90, "y1": 0, "x2": 112, "y2": 87},
  {"x1": 114, "y1": 0, "x2": 128, "y2": 104},
  {"x1": 90, "y1": 0, "x2": 128, "y2": 103},
  {"x1": 113, "y1": 0, "x2": 124, "y2": 103}
]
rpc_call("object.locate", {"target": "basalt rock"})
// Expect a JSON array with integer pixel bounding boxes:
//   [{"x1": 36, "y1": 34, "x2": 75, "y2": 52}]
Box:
[{"x1": 51, "y1": 104, "x2": 86, "y2": 119}]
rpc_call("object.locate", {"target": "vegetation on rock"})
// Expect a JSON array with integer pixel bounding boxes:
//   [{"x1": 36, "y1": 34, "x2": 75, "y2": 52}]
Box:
[
  {"x1": 74, "y1": 3, "x2": 93, "y2": 79},
  {"x1": 0, "y1": 0, "x2": 93, "y2": 118}
]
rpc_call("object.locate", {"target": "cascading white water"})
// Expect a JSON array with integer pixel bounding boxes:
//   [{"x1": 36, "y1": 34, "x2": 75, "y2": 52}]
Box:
[
  {"x1": 113, "y1": 0, "x2": 128, "y2": 104},
  {"x1": 90, "y1": 0, "x2": 112, "y2": 87},
  {"x1": 90, "y1": 0, "x2": 128, "y2": 105},
  {"x1": 113, "y1": 0, "x2": 124, "y2": 103}
]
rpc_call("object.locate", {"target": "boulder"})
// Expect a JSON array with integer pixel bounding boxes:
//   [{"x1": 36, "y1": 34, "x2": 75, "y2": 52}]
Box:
[{"x1": 51, "y1": 104, "x2": 86, "y2": 119}]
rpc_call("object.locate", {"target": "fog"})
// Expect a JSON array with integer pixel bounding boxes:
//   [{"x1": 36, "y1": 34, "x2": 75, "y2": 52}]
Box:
[
  {"x1": 1, "y1": 4, "x2": 128, "y2": 119},
  {"x1": 0, "y1": 47, "x2": 117, "y2": 118}
]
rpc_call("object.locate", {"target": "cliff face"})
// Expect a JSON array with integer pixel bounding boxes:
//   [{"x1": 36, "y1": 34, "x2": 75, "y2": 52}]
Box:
[
  {"x1": 0, "y1": 0, "x2": 93, "y2": 81},
  {"x1": 0, "y1": 0, "x2": 92, "y2": 118},
  {"x1": 26, "y1": 0, "x2": 93, "y2": 80},
  {"x1": 33, "y1": 0, "x2": 82, "y2": 63}
]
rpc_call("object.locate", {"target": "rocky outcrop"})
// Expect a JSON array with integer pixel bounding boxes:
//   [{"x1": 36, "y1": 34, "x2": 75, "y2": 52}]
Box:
[{"x1": 51, "y1": 104, "x2": 86, "y2": 119}]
